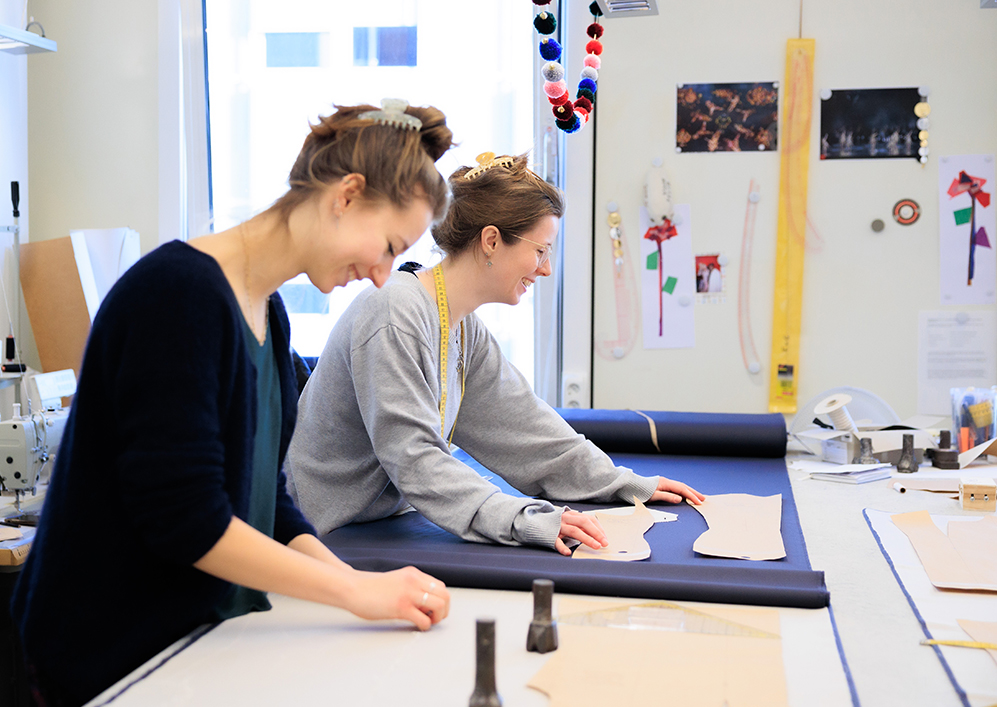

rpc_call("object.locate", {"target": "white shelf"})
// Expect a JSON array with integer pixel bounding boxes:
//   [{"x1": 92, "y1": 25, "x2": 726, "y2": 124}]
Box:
[{"x1": 0, "y1": 23, "x2": 56, "y2": 55}]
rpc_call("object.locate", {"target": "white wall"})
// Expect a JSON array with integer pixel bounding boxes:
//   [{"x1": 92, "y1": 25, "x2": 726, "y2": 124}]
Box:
[
  {"x1": 585, "y1": 0, "x2": 997, "y2": 419},
  {"x1": 27, "y1": 0, "x2": 160, "y2": 254}
]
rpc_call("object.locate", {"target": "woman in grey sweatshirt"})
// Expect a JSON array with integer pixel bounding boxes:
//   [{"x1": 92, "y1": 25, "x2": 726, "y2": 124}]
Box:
[{"x1": 285, "y1": 153, "x2": 703, "y2": 555}]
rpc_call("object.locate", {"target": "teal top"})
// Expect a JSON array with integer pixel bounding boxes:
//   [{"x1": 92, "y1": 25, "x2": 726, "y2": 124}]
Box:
[{"x1": 209, "y1": 317, "x2": 282, "y2": 620}]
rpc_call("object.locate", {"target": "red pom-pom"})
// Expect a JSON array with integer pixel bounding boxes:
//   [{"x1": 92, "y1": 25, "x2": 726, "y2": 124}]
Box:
[
  {"x1": 553, "y1": 103, "x2": 574, "y2": 119},
  {"x1": 574, "y1": 96, "x2": 593, "y2": 113},
  {"x1": 586, "y1": 23, "x2": 604, "y2": 39},
  {"x1": 585, "y1": 40, "x2": 603, "y2": 55},
  {"x1": 548, "y1": 92, "x2": 571, "y2": 106}
]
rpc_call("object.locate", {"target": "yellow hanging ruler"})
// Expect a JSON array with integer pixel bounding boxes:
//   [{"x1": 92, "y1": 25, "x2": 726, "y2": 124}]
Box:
[{"x1": 768, "y1": 38, "x2": 815, "y2": 414}]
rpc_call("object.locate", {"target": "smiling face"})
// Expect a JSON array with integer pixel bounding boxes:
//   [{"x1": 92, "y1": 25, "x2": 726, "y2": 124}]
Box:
[
  {"x1": 486, "y1": 215, "x2": 559, "y2": 305},
  {"x1": 306, "y1": 180, "x2": 434, "y2": 293}
]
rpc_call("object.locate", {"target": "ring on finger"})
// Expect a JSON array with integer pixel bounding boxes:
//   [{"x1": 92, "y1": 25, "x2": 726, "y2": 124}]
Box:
[{"x1": 420, "y1": 591, "x2": 429, "y2": 608}]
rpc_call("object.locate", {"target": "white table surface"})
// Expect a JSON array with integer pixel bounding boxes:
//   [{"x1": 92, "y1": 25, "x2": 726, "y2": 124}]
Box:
[{"x1": 85, "y1": 454, "x2": 997, "y2": 707}]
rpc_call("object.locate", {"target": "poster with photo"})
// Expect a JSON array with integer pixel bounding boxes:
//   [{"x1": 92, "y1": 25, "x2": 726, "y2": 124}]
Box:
[
  {"x1": 819, "y1": 88, "x2": 921, "y2": 160},
  {"x1": 938, "y1": 154, "x2": 995, "y2": 305},
  {"x1": 640, "y1": 204, "x2": 694, "y2": 349},
  {"x1": 676, "y1": 82, "x2": 778, "y2": 153}
]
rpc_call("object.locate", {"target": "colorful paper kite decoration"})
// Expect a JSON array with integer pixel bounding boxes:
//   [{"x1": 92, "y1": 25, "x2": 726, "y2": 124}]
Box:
[
  {"x1": 644, "y1": 220, "x2": 679, "y2": 336},
  {"x1": 947, "y1": 170, "x2": 992, "y2": 286}
]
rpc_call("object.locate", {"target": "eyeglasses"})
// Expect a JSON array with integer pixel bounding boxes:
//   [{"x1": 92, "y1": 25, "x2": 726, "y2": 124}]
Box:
[{"x1": 510, "y1": 234, "x2": 554, "y2": 268}]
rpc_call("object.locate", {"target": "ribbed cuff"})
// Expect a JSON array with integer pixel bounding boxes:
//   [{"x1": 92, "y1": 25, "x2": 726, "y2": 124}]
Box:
[
  {"x1": 615, "y1": 470, "x2": 659, "y2": 504},
  {"x1": 512, "y1": 503, "x2": 564, "y2": 549}
]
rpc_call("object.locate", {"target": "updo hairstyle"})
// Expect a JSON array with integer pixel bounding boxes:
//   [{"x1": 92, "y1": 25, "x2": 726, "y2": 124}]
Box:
[
  {"x1": 272, "y1": 103, "x2": 455, "y2": 222},
  {"x1": 431, "y1": 154, "x2": 565, "y2": 257}
]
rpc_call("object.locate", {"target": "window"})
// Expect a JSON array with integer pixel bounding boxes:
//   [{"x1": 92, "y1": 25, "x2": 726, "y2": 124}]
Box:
[
  {"x1": 205, "y1": 0, "x2": 538, "y2": 383},
  {"x1": 353, "y1": 26, "x2": 417, "y2": 67},
  {"x1": 266, "y1": 32, "x2": 326, "y2": 68}
]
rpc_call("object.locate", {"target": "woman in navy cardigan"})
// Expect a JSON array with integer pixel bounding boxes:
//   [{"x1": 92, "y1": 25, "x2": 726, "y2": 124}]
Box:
[{"x1": 11, "y1": 100, "x2": 454, "y2": 706}]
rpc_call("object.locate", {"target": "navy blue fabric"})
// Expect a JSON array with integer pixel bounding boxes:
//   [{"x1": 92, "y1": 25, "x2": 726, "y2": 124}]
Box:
[
  {"x1": 555, "y1": 408, "x2": 788, "y2": 458},
  {"x1": 323, "y1": 448, "x2": 829, "y2": 608}
]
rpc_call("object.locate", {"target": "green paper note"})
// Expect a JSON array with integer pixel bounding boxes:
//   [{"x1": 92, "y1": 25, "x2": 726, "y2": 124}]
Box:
[
  {"x1": 954, "y1": 207, "x2": 972, "y2": 226},
  {"x1": 663, "y1": 276, "x2": 677, "y2": 294},
  {"x1": 646, "y1": 251, "x2": 658, "y2": 270}
]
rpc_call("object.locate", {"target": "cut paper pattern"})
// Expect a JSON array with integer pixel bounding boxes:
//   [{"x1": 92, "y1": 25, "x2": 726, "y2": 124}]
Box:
[
  {"x1": 957, "y1": 619, "x2": 997, "y2": 668},
  {"x1": 891, "y1": 511, "x2": 997, "y2": 592},
  {"x1": 529, "y1": 598, "x2": 789, "y2": 707},
  {"x1": 582, "y1": 505, "x2": 677, "y2": 524},
  {"x1": 572, "y1": 498, "x2": 654, "y2": 562},
  {"x1": 689, "y1": 493, "x2": 786, "y2": 561}
]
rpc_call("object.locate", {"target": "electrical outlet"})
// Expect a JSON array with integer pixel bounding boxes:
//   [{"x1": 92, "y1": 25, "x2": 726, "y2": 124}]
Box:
[{"x1": 561, "y1": 373, "x2": 589, "y2": 409}]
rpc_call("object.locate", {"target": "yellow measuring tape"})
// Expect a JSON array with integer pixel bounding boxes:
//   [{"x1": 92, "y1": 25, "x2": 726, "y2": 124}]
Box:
[
  {"x1": 921, "y1": 639, "x2": 997, "y2": 650},
  {"x1": 768, "y1": 38, "x2": 815, "y2": 414},
  {"x1": 432, "y1": 264, "x2": 465, "y2": 446}
]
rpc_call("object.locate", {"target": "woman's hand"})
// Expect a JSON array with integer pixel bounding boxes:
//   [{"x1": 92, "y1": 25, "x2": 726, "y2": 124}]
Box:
[
  {"x1": 555, "y1": 510, "x2": 608, "y2": 557},
  {"x1": 649, "y1": 477, "x2": 706, "y2": 505},
  {"x1": 344, "y1": 567, "x2": 450, "y2": 631}
]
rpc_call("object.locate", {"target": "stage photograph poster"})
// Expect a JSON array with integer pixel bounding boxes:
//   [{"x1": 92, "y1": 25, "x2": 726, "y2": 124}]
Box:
[{"x1": 819, "y1": 88, "x2": 920, "y2": 160}]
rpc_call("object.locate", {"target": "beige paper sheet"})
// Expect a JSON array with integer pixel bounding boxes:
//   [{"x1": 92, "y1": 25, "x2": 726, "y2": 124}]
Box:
[
  {"x1": 529, "y1": 598, "x2": 788, "y2": 707},
  {"x1": 573, "y1": 498, "x2": 654, "y2": 562},
  {"x1": 891, "y1": 511, "x2": 997, "y2": 592},
  {"x1": 957, "y1": 619, "x2": 997, "y2": 668},
  {"x1": 888, "y1": 478, "x2": 961, "y2": 494},
  {"x1": 688, "y1": 493, "x2": 786, "y2": 561}
]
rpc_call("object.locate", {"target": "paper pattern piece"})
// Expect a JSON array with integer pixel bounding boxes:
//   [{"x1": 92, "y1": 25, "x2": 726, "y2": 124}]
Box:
[
  {"x1": 689, "y1": 493, "x2": 786, "y2": 561},
  {"x1": 957, "y1": 620, "x2": 997, "y2": 668},
  {"x1": 573, "y1": 498, "x2": 654, "y2": 562},
  {"x1": 529, "y1": 598, "x2": 789, "y2": 707},
  {"x1": 0, "y1": 526, "x2": 23, "y2": 542},
  {"x1": 640, "y1": 204, "x2": 694, "y2": 350},
  {"x1": 891, "y1": 511, "x2": 997, "y2": 592},
  {"x1": 939, "y1": 154, "x2": 996, "y2": 305},
  {"x1": 583, "y1": 506, "x2": 677, "y2": 524}
]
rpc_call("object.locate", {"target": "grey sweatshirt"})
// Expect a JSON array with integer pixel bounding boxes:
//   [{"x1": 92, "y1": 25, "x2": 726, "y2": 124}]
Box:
[{"x1": 285, "y1": 271, "x2": 658, "y2": 549}]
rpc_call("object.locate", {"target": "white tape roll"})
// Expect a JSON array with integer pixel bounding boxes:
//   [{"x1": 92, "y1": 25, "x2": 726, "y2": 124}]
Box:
[{"x1": 814, "y1": 393, "x2": 861, "y2": 438}]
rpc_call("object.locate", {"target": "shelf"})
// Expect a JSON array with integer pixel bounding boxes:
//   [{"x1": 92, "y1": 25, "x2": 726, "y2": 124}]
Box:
[{"x1": 0, "y1": 23, "x2": 56, "y2": 55}]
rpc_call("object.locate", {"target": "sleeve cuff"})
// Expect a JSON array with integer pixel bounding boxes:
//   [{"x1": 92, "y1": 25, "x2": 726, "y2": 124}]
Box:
[
  {"x1": 511, "y1": 503, "x2": 564, "y2": 549},
  {"x1": 615, "y1": 468, "x2": 659, "y2": 504}
]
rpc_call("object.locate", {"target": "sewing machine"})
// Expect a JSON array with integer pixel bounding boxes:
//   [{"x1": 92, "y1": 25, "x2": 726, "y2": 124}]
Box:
[{"x1": 0, "y1": 369, "x2": 76, "y2": 519}]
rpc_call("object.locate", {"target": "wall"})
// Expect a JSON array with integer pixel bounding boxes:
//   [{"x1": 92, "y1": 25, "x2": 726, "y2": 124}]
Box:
[
  {"x1": 27, "y1": 0, "x2": 160, "y2": 254},
  {"x1": 587, "y1": 0, "x2": 997, "y2": 419}
]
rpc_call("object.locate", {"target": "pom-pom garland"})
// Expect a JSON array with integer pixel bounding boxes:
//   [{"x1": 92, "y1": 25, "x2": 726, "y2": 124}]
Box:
[
  {"x1": 541, "y1": 61, "x2": 565, "y2": 82},
  {"x1": 533, "y1": 12, "x2": 556, "y2": 35},
  {"x1": 532, "y1": 3, "x2": 604, "y2": 134},
  {"x1": 538, "y1": 38, "x2": 562, "y2": 61}
]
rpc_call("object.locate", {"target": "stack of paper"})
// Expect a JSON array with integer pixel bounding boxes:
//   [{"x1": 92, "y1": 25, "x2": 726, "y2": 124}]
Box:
[{"x1": 790, "y1": 459, "x2": 892, "y2": 484}]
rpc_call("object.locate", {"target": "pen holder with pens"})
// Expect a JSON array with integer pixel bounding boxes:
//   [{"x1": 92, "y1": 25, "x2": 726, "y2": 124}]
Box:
[{"x1": 951, "y1": 386, "x2": 997, "y2": 453}]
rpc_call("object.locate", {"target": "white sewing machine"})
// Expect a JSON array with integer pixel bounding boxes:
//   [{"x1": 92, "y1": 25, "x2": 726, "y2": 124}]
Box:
[{"x1": 0, "y1": 369, "x2": 76, "y2": 515}]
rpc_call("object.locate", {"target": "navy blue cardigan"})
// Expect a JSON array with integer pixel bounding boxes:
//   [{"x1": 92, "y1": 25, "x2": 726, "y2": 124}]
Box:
[{"x1": 11, "y1": 241, "x2": 316, "y2": 705}]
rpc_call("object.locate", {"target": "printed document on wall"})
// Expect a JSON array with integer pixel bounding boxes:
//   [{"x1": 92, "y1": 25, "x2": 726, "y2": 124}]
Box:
[
  {"x1": 917, "y1": 310, "x2": 997, "y2": 415},
  {"x1": 939, "y1": 154, "x2": 996, "y2": 306}
]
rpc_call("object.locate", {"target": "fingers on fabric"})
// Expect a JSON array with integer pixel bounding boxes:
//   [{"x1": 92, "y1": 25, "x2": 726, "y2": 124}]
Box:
[
  {"x1": 559, "y1": 510, "x2": 608, "y2": 549},
  {"x1": 655, "y1": 477, "x2": 706, "y2": 504}
]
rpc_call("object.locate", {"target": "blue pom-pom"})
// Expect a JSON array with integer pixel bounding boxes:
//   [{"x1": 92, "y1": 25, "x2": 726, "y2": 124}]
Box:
[
  {"x1": 539, "y1": 39, "x2": 562, "y2": 61},
  {"x1": 579, "y1": 78, "x2": 597, "y2": 93}
]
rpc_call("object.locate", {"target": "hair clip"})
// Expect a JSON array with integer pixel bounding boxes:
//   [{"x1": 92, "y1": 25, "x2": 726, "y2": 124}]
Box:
[
  {"x1": 464, "y1": 152, "x2": 515, "y2": 180},
  {"x1": 358, "y1": 98, "x2": 423, "y2": 131}
]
